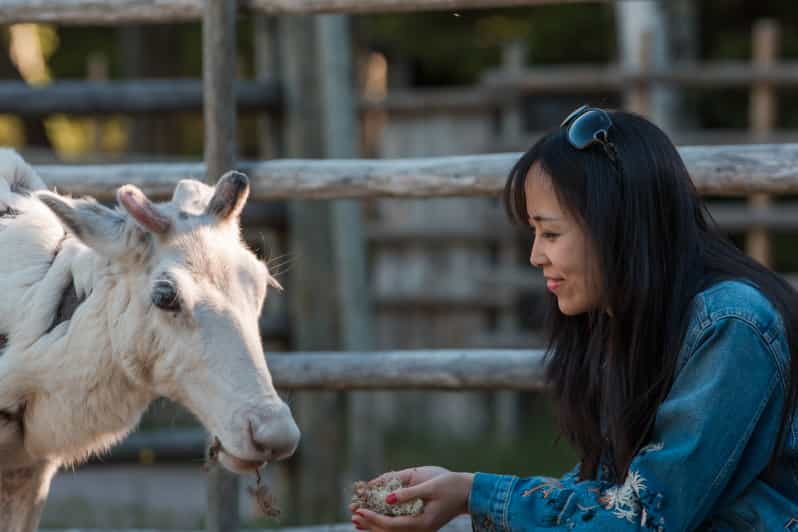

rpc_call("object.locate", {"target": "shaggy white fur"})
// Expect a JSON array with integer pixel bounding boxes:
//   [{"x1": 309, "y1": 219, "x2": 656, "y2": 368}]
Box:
[{"x1": 0, "y1": 149, "x2": 299, "y2": 531}]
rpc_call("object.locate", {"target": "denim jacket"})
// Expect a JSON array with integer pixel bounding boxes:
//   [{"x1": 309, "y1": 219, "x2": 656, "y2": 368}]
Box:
[{"x1": 470, "y1": 281, "x2": 798, "y2": 531}]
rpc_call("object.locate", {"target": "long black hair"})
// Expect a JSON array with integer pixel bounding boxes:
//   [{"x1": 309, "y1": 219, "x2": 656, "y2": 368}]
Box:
[{"x1": 504, "y1": 110, "x2": 798, "y2": 482}]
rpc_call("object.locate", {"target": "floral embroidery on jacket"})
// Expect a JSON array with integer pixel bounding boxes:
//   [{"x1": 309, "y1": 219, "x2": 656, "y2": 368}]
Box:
[
  {"x1": 522, "y1": 477, "x2": 563, "y2": 499},
  {"x1": 599, "y1": 469, "x2": 648, "y2": 522},
  {"x1": 639, "y1": 442, "x2": 664, "y2": 455}
]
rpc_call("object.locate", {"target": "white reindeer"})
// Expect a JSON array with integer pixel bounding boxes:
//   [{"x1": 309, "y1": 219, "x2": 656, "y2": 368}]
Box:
[{"x1": 0, "y1": 149, "x2": 300, "y2": 531}]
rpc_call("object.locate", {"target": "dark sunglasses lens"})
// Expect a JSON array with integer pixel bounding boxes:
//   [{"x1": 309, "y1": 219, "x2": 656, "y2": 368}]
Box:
[{"x1": 567, "y1": 109, "x2": 612, "y2": 149}]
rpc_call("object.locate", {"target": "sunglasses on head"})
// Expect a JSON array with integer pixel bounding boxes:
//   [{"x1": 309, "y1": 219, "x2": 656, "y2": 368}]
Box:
[{"x1": 560, "y1": 105, "x2": 618, "y2": 162}]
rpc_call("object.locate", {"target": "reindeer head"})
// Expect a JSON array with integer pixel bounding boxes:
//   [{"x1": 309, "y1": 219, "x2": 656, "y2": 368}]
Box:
[{"x1": 36, "y1": 173, "x2": 299, "y2": 473}]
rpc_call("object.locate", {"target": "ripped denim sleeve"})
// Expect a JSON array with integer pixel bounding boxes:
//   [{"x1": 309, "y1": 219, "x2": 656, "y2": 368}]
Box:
[
  {"x1": 470, "y1": 316, "x2": 786, "y2": 531},
  {"x1": 470, "y1": 444, "x2": 666, "y2": 531}
]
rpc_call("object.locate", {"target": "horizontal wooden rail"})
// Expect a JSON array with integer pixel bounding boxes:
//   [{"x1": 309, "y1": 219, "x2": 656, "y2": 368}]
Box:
[
  {"x1": 97, "y1": 428, "x2": 208, "y2": 462},
  {"x1": 8, "y1": 65, "x2": 798, "y2": 116},
  {"x1": 367, "y1": 223, "x2": 516, "y2": 243},
  {"x1": 495, "y1": 130, "x2": 798, "y2": 153},
  {"x1": 267, "y1": 349, "x2": 547, "y2": 390},
  {"x1": 34, "y1": 143, "x2": 798, "y2": 200},
  {"x1": 248, "y1": 0, "x2": 595, "y2": 14},
  {"x1": 709, "y1": 203, "x2": 798, "y2": 232},
  {"x1": 364, "y1": 202, "x2": 798, "y2": 245},
  {"x1": 361, "y1": 87, "x2": 505, "y2": 113},
  {"x1": 482, "y1": 63, "x2": 798, "y2": 91},
  {"x1": 374, "y1": 290, "x2": 513, "y2": 309},
  {"x1": 1, "y1": 81, "x2": 487, "y2": 117},
  {"x1": 42, "y1": 516, "x2": 474, "y2": 532},
  {"x1": 0, "y1": 80, "x2": 280, "y2": 116},
  {"x1": 1, "y1": 0, "x2": 599, "y2": 24},
  {"x1": 489, "y1": 268, "x2": 798, "y2": 292}
]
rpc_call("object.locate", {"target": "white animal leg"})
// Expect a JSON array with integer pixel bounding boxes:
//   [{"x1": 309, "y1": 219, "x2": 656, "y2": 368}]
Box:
[{"x1": 0, "y1": 460, "x2": 58, "y2": 532}]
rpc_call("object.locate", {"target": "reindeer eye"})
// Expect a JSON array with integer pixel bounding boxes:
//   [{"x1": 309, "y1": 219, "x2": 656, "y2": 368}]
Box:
[{"x1": 152, "y1": 278, "x2": 181, "y2": 312}]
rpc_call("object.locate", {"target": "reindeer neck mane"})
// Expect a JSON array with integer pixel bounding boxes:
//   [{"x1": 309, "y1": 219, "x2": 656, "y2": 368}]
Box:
[{"x1": 45, "y1": 233, "x2": 84, "y2": 335}]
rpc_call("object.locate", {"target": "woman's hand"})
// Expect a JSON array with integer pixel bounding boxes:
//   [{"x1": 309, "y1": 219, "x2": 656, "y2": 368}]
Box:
[{"x1": 350, "y1": 466, "x2": 474, "y2": 532}]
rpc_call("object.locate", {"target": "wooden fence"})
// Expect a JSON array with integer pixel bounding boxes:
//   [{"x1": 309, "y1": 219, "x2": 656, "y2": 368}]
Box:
[
  {"x1": 0, "y1": 0, "x2": 601, "y2": 24},
  {"x1": 31, "y1": 145, "x2": 798, "y2": 198},
  {"x1": 39, "y1": 515, "x2": 475, "y2": 532},
  {"x1": 5, "y1": 1, "x2": 798, "y2": 531}
]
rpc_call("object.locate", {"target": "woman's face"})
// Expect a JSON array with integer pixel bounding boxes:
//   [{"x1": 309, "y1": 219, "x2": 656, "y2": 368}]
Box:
[{"x1": 524, "y1": 164, "x2": 600, "y2": 316}]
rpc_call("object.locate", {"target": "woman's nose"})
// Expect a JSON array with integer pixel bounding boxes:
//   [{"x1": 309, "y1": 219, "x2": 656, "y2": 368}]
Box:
[{"x1": 530, "y1": 244, "x2": 546, "y2": 268}]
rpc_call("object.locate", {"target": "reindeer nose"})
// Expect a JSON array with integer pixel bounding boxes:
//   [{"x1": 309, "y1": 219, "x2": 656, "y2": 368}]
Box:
[{"x1": 250, "y1": 404, "x2": 300, "y2": 462}]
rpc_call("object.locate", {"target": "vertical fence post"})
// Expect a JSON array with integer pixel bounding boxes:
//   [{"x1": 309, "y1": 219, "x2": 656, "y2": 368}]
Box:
[
  {"x1": 747, "y1": 19, "x2": 778, "y2": 267},
  {"x1": 86, "y1": 51, "x2": 108, "y2": 155},
  {"x1": 277, "y1": 15, "x2": 346, "y2": 524},
  {"x1": 615, "y1": 1, "x2": 674, "y2": 131},
  {"x1": 662, "y1": 0, "x2": 699, "y2": 131},
  {"x1": 204, "y1": 0, "x2": 239, "y2": 530},
  {"x1": 494, "y1": 40, "x2": 524, "y2": 442},
  {"x1": 255, "y1": 15, "x2": 280, "y2": 160},
  {"x1": 315, "y1": 13, "x2": 381, "y2": 508},
  {"x1": 499, "y1": 40, "x2": 524, "y2": 149}
]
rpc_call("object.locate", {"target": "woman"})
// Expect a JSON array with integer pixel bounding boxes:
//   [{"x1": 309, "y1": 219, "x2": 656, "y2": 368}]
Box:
[{"x1": 350, "y1": 106, "x2": 798, "y2": 531}]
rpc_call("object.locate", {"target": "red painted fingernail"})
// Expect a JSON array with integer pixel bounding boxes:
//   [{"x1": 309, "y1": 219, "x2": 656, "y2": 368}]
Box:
[
  {"x1": 355, "y1": 510, "x2": 365, "y2": 518},
  {"x1": 352, "y1": 521, "x2": 364, "y2": 531},
  {"x1": 386, "y1": 493, "x2": 398, "y2": 505}
]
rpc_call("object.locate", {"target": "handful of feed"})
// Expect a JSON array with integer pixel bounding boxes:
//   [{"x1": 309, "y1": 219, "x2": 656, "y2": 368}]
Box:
[{"x1": 351, "y1": 474, "x2": 424, "y2": 517}]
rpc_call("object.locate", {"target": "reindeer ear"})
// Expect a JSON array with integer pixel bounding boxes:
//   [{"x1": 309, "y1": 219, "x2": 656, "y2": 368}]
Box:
[
  {"x1": 172, "y1": 179, "x2": 214, "y2": 212},
  {"x1": 36, "y1": 191, "x2": 130, "y2": 257},
  {"x1": 117, "y1": 185, "x2": 171, "y2": 234},
  {"x1": 205, "y1": 171, "x2": 249, "y2": 222}
]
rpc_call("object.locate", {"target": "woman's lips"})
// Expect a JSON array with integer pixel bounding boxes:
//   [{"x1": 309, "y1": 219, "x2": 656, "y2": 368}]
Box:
[{"x1": 546, "y1": 279, "x2": 563, "y2": 292}]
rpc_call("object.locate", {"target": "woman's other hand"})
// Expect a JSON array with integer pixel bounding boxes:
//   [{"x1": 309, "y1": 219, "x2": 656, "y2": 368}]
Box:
[{"x1": 350, "y1": 466, "x2": 474, "y2": 532}]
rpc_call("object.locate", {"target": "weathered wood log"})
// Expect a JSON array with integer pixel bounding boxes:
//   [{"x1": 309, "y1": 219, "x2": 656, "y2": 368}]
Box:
[
  {"x1": 374, "y1": 290, "x2": 514, "y2": 309},
  {"x1": 709, "y1": 203, "x2": 798, "y2": 232},
  {"x1": 266, "y1": 349, "x2": 547, "y2": 390},
  {"x1": 496, "y1": 130, "x2": 798, "y2": 155},
  {"x1": 362, "y1": 88, "x2": 505, "y2": 113},
  {"x1": 1, "y1": 0, "x2": 599, "y2": 24},
  {"x1": 483, "y1": 63, "x2": 798, "y2": 91},
  {"x1": 0, "y1": 80, "x2": 280, "y2": 116},
  {"x1": 477, "y1": 267, "x2": 798, "y2": 293},
  {"x1": 203, "y1": 0, "x2": 240, "y2": 527},
  {"x1": 250, "y1": 0, "x2": 596, "y2": 13},
  {"x1": 6, "y1": 62, "x2": 798, "y2": 116},
  {"x1": 0, "y1": 80, "x2": 490, "y2": 117},
  {"x1": 365, "y1": 201, "x2": 798, "y2": 242},
  {"x1": 0, "y1": 0, "x2": 205, "y2": 24},
  {"x1": 41, "y1": 515, "x2": 474, "y2": 532},
  {"x1": 34, "y1": 143, "x2": 798, "y2": 200}
]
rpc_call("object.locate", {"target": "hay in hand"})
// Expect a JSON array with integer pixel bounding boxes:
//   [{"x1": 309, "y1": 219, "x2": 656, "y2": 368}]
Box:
[{"x1": 351, "y1": 474, "x2": 424, "y2": 517}]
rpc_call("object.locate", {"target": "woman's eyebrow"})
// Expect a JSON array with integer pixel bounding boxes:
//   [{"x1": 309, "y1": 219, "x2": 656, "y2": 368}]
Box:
[{"x1": 529, "y1": 214, "x2": 561, "y2": 222}]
